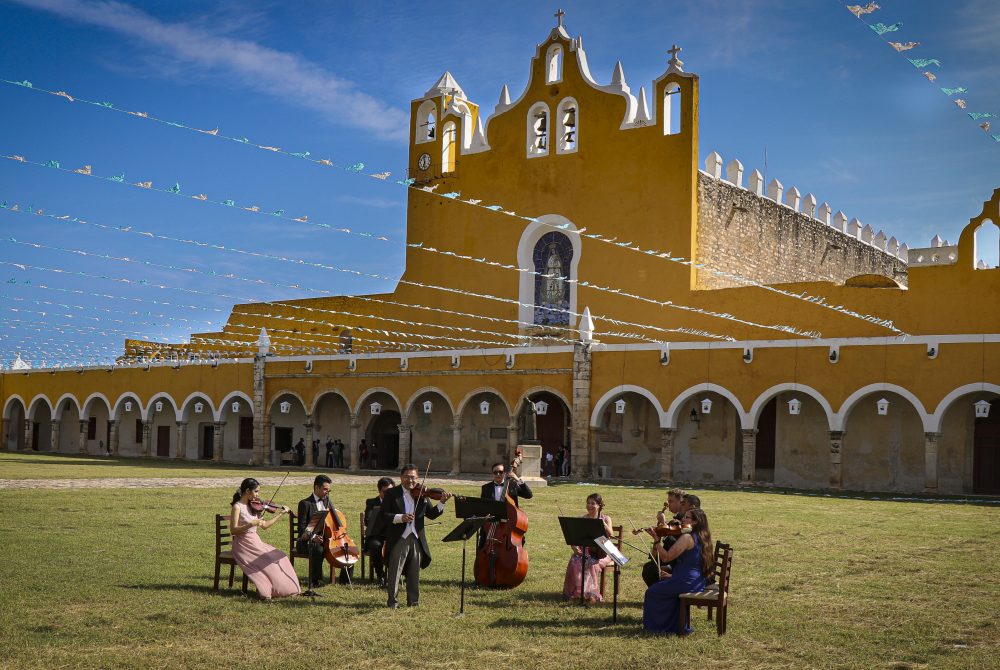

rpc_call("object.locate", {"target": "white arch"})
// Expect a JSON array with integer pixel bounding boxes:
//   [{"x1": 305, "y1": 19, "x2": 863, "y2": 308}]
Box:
[
  {"x1": 353, "y1": 387, "x2": 403, "y2": 417},
  {"x1": 456, "y1": 387, "x2": 512, "y2": 418},
  {"x1": 513, "y1": 386, "x2": 572, "y2": 416},
  {"x1": 216, "y1": 391, "x2": 254, "y2": 421},
  {"x1": 517, "y1": 214, "x2": 582, "y2": 329},
  {"x1": 310, "y1": 388, "x2": 352, "y2": 417},
  {"x1": 53, "y1": 393, "x2": 82, "y2": 417},
  {"x1": 112, "y1": 392, "x2": 145, "y2": 420},
  {"x1": 555, "y1": 97, "x2": 578, "y2": 154},
  {"x1": 747, "y1": 384, "x2": 835, "y2": 431},
  {"x1": 526, "y1": 101, "x2": 550, "y2": 157},
  {"x1": 145, "y1": 392, "x2": 181, "y2": 422},
  {"x1": 179, "y1": 392, "x2": 216, "y2": 421},
  {"x1": 27, "y1": 394, "x2": 54, "y2": 420},
  {"x1": 665, "y1": 384, "x2": 749, "y2": 430},
  {"x1": 267, "y1": 390, "x2": 308, "y2": 416},
  {"x1": 590, "y1": 384, "x2": 667, "y2": 428},
  {"x1": 415, "y1": 99, "x2": 436, "y2": 144},
  {"x1": 928, "y1": 383, "x2": 1000, "y2": 432},
  {"x1": 2, "y1": 394, "x2": 26, "y2": 419},
  {"x1": 404, "y1": 387, "x2": 455, "y2": 418},
  {"x1": 81, "y1": 392, "x2": 112, "y2": 420},
  {"x1": 834, "y1": 383, "x2": 931, "y2": 432}
]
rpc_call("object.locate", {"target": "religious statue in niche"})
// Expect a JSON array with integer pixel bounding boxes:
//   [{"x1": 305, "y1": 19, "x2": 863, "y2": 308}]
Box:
[{"x1": 532, "y1": 232, "x2": 572, "y2": 326}]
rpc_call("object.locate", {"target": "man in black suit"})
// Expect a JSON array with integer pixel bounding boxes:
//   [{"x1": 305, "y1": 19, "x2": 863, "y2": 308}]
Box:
[
  {"x1": 296, "y1": 474, "x2": 354, "y2": 592},
  {"x1": 478, "y1": 461, "x2": 533, "y2": 549},
  {"x1": 380, "y1": 464, "x2": 451, "y2": 608},
  {"x1": 363, "y1": 476, "x2": 394, "y2": 587}
]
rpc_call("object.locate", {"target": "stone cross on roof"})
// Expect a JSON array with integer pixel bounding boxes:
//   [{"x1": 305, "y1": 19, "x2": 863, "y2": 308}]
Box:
[
  {"x1": 667, "y1": 44, "x2": 684, "y2": 72},
  {"x1": 555, "y1": 8, "x2": 565, "y2": 27}
]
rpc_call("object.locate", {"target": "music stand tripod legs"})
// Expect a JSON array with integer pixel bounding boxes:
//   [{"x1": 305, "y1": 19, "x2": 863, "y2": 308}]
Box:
[{"x1": 442, "y1": 516, "x2": 489, "y2": 616}]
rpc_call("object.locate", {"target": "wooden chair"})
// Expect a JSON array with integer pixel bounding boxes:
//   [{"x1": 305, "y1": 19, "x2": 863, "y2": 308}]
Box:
[
  {"x1": 288, "y1": 511, "x2": 334, "y2": 584},
  {"x1": 213, "y1": 514, "x2": 249, "y2": 592},
  {"x1": 598, "y1": 524, "x2": 624, "y2": 598},
  {"x1": 359, "y1": 511, "x2": 376, "y2": 581},
  {"x1": 679, "y1": 541, "x2": 733, "y2": 635}
]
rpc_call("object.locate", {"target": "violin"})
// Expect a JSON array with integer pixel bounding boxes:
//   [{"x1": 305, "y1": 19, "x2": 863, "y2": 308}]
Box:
[
  {"x1": 249, "y1": 500, "x2": 286, "y2": 514},
  {"x1": 409, "y1": 484, "x2": 461, "y2": 502},
  {"x1": 632, "y1": 521, "x2": 693, "y2": 538},
  {"x1": 474, "y1": 448, "x2": 529, "y2": 589}
]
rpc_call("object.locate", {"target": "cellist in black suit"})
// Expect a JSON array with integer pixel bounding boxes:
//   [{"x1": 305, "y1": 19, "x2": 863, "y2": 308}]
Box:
[
  {"x1": 363, "y1": 476, "x2": 394, "y2": 587},
  {"x1": 478, "y1": 461, "x2": 533, "y2": 549},
  {"x1": 380, "y1": 464, "x2": 451, "y2": 608},
  {"x1": 296, "y1": 474, "x2": 353, "y2": 592}
]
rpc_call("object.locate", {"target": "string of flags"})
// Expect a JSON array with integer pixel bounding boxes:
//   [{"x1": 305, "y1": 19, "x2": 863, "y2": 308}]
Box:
[
  {"x1": 0, "y1": 80, "x2": 905, "y2": 336},
  {"x1": 842, "y1": 2, "x2": 1000, "y2": 141}
]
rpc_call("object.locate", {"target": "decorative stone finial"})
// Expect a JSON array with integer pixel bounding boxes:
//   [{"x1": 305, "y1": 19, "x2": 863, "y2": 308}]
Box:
[
  {"x1": 499, "y1": 84, "x2": 511, "y2": 107},
  {"x1": 611, "y1": 60, "x2": 628, "y2": 90},
  {"x1": 636, "y1": 86, "x2": 651, "y2": 124},
  {"x1": 667, "y1": 44, "x2": 684, "y2": 73},
  {"x1": 257, "y1": 327, "x2": 271, "y2": 356}
]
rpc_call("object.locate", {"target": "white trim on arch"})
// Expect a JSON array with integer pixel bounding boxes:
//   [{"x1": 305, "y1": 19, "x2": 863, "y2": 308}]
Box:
[
  {"x1": 665, "y1": 384, "x2": 749, "y2": 430},
  {"x1": 403, "y1": 387, "x2": 455, "y2": 418},
  {"x1": 928, "y1": 383, "x2": 1000, "y2": 432},
  {"x1": 590, "y1": 384, "x2": 667, "y2": 429},
  {"x1": 833, "y1": 383, "x2": 931, "y2": 432},
  {"x1": 513, "y1": 386, "x2": 572, "y2": 416},
  {"x1": 2, "y1": 394, "x2": 26, "y2": 419},
  {"x1": 27, "y1": 394, "x2": 54, "y2": 420},
  {"x1": 267, "y1": 390, "x2": 309, "y2": 416},
  {"x1": 353, "y1": 388, "x2": 403, "y2": 417},
  {"x1": 216, "y1": 391, "x2": 254, "y2": 421},
  {"x1": 112, "y1": 392, "x2": 145, "y2": 420},
  {"x1": 145, "y1": 393, "x2": 181, "y2": 422},
  {"x1": 53, "y1": 393, "x2": 82, "y2": 417},
  {"x1": 456, "y1": 387, "x2": 512, "y2": 417},
  {"x1": 81, "y1": 392, "x2": 112, "y2": 420},
  {"x1": 747, "y1": 384, "x2": 835, "y2": 431},
  {"x1": 179, "y1": 392, "x2": 216, "y2": 421},
  {"x1": 310, "y1": 389, "x2": 352, "y2": 417},
  {"x1": 517, "y1": 215, "x2": 581, "y2": 331}
]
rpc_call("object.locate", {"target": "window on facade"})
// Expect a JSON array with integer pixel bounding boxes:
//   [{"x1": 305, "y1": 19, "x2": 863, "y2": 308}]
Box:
[
  {"x1": 557, "y1": 100, "x2": 577, "y2": 153},
  {"x1": 664, "y1": 83, "x2": 682, "y2": 135},
  {"x1": 532, "y1": 232, "x2": 573, "y2": 326},
  {"x1": 546, "y1": 44, "x2": 563, "y2": 83},
  {"x1": 528, "y1": 105, "x2": 549, "y2": 157},
  {"x1": 239, "y1": 416, "x2": 253, "y2": 450},
  {"x1": 442, "y1": 121, "x2": 457, "y2": 172},
  {"x1": 973, "y1": 221, "x2": 999, "y2": 269}
]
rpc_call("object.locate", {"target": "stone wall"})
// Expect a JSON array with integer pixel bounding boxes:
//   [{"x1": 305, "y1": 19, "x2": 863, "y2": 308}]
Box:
[{"x1": 696, "y1": 173, "x2": 907, "y2": 289}]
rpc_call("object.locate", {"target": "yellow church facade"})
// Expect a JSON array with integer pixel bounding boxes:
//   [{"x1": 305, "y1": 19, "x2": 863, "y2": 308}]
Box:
[{"x1": 3, "y1": 19, "x2": 1000, "y2": 495}]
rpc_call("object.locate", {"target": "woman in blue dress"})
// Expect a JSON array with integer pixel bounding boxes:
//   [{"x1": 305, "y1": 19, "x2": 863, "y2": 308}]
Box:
[{"x1": 642, "y1": 508, "x2": 713, "y2": 634}]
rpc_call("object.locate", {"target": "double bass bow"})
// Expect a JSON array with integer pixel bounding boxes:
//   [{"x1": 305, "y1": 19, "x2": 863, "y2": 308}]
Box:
[{"x1": 474, "y1": 448, "x2": 529, "y2": 589}]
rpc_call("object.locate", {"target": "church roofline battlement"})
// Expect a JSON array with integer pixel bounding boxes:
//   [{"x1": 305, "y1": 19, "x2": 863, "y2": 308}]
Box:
[{"x1": 700, "y1": 149, "x2": 909, "y2": 263}]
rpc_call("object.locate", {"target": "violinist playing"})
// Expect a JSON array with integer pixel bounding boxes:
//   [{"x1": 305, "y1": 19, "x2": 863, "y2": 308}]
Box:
[
  {"x1": 380, "y1": 464, "x2": 452, "y2": 608},
  {"x1": 477, "y1": 460, "x2": 533, "y2": 549},
  {"x1": 229, "y1": 477, "x2": 299, "y2": 600},
  {"x1": 640, "y1": 488, "x2": 686, "y2": 586},
  {"x1": 296, "y1": 474, "x2": 353, "y2": 591}
]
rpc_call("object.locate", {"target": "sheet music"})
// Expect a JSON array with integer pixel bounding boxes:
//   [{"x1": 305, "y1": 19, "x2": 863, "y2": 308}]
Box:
[{"x1": 594, "y1": 536, "x2": 629, "y2": 567}]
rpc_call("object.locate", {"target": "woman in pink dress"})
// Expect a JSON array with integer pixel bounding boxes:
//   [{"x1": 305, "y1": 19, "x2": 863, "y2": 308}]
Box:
[
  {"x1": 562, "y1": 493, "x2": 615, "y2": 603},
  {"x1": 230, "y1": 478, "x2": 301, "y2": 600}
]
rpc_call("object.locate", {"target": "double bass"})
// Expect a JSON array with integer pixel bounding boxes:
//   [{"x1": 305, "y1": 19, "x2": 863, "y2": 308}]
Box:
[
  {"x1": 302, "y1": 496, "x2": 360, "y2": 573},
  {"x1": 474, "y1": 448, "x2": 529, "y2": 588}
]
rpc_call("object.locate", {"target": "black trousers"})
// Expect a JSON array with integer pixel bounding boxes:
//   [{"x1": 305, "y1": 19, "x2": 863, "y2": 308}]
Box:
[
  {"x1": 365, "y1": 536, "x2": 387, "y2": 581},
  {"x1": 297, "y1": 540, "x2": 354, "y2": 585}
]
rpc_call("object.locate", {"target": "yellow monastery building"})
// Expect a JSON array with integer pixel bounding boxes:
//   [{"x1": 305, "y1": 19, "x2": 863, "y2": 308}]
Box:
[{"x1": 3, "y1": 18, "x2": 1000, "y2": 495}]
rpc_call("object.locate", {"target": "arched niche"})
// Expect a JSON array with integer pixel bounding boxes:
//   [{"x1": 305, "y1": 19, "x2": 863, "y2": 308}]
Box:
[
  {"x1": 515, "y1": 389, "x2": 571, "y2": 476},
  {"x1": 415, "y1": 99, "x2": 436, "y2": 144},
  {"x1": 671, "y1": 391, "x2": 744, "y2": 483},
  {"x1": 219, "y1": 392, "x2": 255, "y2": 464},
  {"x1": 593, "y1": 390, "x2": 662, "y2": 479},
  {"x1": 312, "y1": 391, "x2": 351, "y2": 467},
  {"x1": 147, "y1": 394, "x2": 179, "y2": 458},
  {"x1": 357, "y1": 390, "x2": 402, "y2": 470},
  {"x1": 526, "y1": 102, "x2": 549, "y2": 157},
  {"x1": 406, "y1": 388, "x2": 453, "y2": 468},
  {"x1": 114, "y1": 394, "x2": 144, "y2": 457},
  {"x1": 841, "y1": 391, "x2": 924, "y2": 492},
  {"x1": 932, "y1": 385, "x2": 1000, "y2": 494},
  {"x1": 556, "y1": 97, "x2": 578, "y2": 154},
  {"x1": 4, "y1": 396, "x2": 26, "y2": 451},
  {"x1": 268, "y1": 391, "x2": 308, "y2": 467},
  {"x1": 516, "y1": 216, "x2": 581, "y2": 330},
  {"x1": 181, "y1": 394, "x2": 215, "y2": 460},
  {"x1": 55, "y1": 396, "x2": 81, "y2": 453},
  {"x1": 546, "y1": 43, "x2": 563, "y2": 83},
  {"x1": 458, "y1": 390, "x2": 511, "y2": 474}
]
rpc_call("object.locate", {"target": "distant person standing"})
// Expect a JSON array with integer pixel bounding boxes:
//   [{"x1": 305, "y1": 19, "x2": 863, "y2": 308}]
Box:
[
  {"x1": 370, "y1": 442, "x2": 378, "y2": 469},
  {"x1": 554, "y1": 447, "x2": 564, "y2": 477},
  {"x1": 545, "y1": 450, "x2": 555, "y2": 477},
  {"x1": 294, "y1": 438, "x2": 306, "y2": 467},
  {"x1": 560, "y1": 446, "x2": 571, "y2": 476},
  {"x1": 359, "y1": 439, "x2": 368, "y2": 469},
  {"x1": 312, "y1": 439, "x2": 320, "y2": 467},
  {"x1": 325, "y1": 436, "x2": 335, "y2": 468},
  {"x1": 336, "y1": 439, "x2": 345, "y2": 468}
]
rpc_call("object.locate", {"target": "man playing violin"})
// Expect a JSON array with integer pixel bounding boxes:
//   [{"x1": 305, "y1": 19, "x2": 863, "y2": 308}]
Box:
[
  {"x1": 641, "y1": 488, "x2": 686, "y2": 587},
  {"x1": 380, "y1": 464, "x2": 451, "y2": 608},
  {"x1": 364, "y1": 476, "x2": 394, "y2": 587},
  {"x1": 297, "y1": 474, "x2": 353, "y2": 592}
]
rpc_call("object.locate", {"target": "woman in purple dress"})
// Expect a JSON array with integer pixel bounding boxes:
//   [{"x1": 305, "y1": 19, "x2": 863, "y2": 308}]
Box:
[
  {"x1": 642, "y1": 508, "x2": 713, "y2": 634},
  {"x1": 230, "y1": 478, "x2": 301, "y2": 600}
]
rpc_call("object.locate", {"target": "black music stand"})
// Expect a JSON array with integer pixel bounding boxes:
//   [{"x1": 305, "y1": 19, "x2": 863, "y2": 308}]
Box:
[
  {"x1": 558, "y1": 516, "x2": 606, "y2": 606},
  {"x1": 595, "y1": 535, "x2": 630, "y2": 623},
  {"x1": 442, "y1": 516, "x2": 490, "y2": 615},
  {"x1": 454, "y1": 497, "x2": 506, "y2": 521}
]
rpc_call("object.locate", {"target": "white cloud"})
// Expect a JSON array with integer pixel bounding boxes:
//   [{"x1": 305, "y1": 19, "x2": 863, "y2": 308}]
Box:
[{"x1": 11, "y1": 0, "x2": 409, "y2": 141}]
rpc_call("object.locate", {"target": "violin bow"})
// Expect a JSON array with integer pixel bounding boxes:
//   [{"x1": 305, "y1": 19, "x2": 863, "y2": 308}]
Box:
[
  {"x1": 263, "y1": 470, "x2": 290, "y2": 511},
  {"x1": 626, "y1": 514, "x2": 657, "y2": 564},
  {"x1": 412, "y1": 459, "x2": 433, "y2": 511}
]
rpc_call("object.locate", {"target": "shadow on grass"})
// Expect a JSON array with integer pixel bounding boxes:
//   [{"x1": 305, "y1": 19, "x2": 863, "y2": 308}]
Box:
[{"x1": 491, "y1": 613, "x2": 645, "y2": 635}]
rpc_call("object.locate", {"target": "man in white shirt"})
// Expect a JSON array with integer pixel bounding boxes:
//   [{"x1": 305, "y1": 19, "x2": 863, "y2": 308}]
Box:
[{"x1": 379, "y1": 464, "x2": 451, "y2": 608}]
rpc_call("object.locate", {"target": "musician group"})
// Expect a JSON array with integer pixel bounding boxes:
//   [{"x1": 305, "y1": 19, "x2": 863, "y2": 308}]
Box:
[{"x1": 229, "y1": 460, "x2": 713, "y2": 635}]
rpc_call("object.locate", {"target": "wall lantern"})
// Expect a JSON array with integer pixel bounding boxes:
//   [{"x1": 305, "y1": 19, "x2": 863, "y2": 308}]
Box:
[
  {"x1": 231, "y1": 401, "x2": 241, "y2": 413},
  {"x1": 974, "y1": 400, "x2": 991, "y2": 418},
  {"x1": 480, "y1": 400, "x2": 491, "y2": 415},
  {"x1": 876, "y1": 398, "x2": 890, "y2": 416},
  {"x1": 742, "y1": 348, "x2": 753, "y2": 364},
  {"x1": 279, "y1": 401, "x2": 291, "y2": 414},
  {"x1": 787, "y1": 398, "x2": 802, "y2": 416},
  {"x1": 154, "y1": 401, "x2": 164, "y2": 413},
  {"x1": 534, "y1": 400, "x2": 549, "y2": 416},
  {"x1": 124, "y1": 401, "x2": 132, "y2": 412},
  {"x1": 194, "y1": 402, "x2": 204, "y2": 414},
  {"x1": 614, "y1": 398, "x2": 626, "y2": 414},
  {"x1": 700, "y1": 398, "x2": 713, "y2": 415},
  {"x1": 422, "y1": 400, "x2": 433, "y2": 414},
  {"x1": 371, "y1": 401, "x2": 382, "y2": 416}
]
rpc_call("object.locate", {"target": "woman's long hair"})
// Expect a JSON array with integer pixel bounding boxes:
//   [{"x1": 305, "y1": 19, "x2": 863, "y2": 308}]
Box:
[
  {"x1": 687, "y1": 508, "x2": 714, "y2": 577},
  {"x1": 232, "y1": 477, "x2": 260, "y2": 505}
]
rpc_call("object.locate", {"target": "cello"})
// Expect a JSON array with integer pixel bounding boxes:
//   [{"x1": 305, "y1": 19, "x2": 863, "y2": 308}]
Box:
[
  {"x1": 321, "y1": 496, "x2": 360, "y2": 573},
  {"x1": 474, "y1": 448, "x2": 529, "y2": 588}
]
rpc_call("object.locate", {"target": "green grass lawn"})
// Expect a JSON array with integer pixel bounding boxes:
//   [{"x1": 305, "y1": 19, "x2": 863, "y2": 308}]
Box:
[{"x1": 1, "y1": 453, "x2": 998, "y2": 669}]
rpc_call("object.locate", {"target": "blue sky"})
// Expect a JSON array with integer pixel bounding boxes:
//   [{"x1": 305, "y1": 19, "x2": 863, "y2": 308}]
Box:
[{"x1": 1, "y1": 0, "x2": 999, "y2": 365}]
